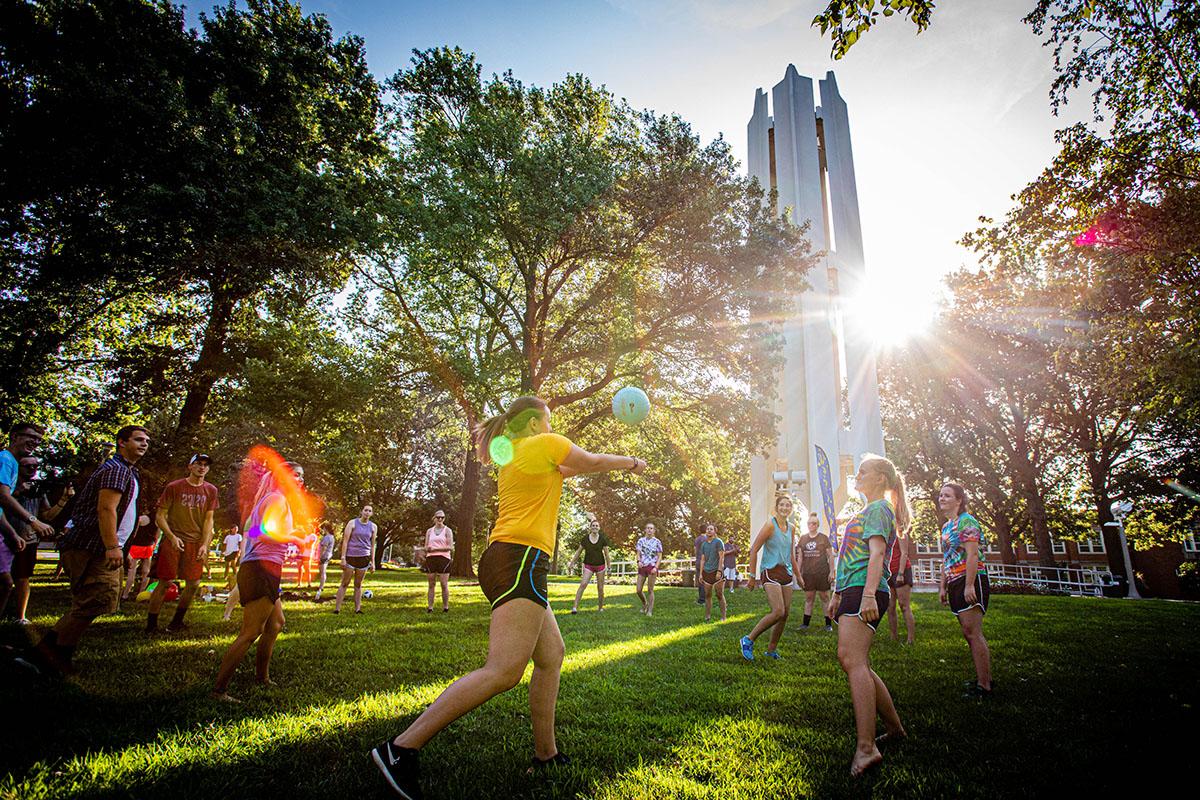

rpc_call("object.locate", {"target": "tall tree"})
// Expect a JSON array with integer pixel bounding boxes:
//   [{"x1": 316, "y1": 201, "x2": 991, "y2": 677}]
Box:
[{"x1": 365, "y1": 47, "x2": 813, "y2": 573}]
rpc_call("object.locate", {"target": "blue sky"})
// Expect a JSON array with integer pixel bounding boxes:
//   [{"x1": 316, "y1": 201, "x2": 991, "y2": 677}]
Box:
[{"x1": 188, "y1": 1, "x2": 1082, "y2": 314}]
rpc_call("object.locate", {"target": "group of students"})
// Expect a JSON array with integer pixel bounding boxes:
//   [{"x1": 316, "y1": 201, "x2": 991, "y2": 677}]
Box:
[
  {"x1": 366, "y1": 395, "x2": 994, "y2": 798},
  {"x1": 5, "y1": 399, "x2": 991, "y2": 795}
]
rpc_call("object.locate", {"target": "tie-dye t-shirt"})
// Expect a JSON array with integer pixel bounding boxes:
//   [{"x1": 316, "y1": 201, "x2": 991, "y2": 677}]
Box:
[
  {"x1": 835, "y1": 499, "x2": 896, "y2": 594},
  {"x1": 941, "y1": 512, "x2": 987, "y2": 581},
  {"x1": 636, "y1": 536, "x2": 662, "y2": 567}
]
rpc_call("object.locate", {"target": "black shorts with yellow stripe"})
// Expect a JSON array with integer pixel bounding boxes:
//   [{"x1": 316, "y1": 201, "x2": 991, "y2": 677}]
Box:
[{"x1": 479, "y1": 541, "x2": 550, "y2": 610}]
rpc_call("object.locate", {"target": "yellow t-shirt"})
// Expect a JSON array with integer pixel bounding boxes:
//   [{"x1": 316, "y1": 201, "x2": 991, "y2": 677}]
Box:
[{"x1": 489, "y1": 432, "x2": 573, "y2": 555}]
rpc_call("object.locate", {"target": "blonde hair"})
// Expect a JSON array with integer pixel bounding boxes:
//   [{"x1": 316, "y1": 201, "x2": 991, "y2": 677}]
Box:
[
  {"x1": 859, "y1": 454, "x2": 912, "y2": 535},
  {"x1": 475, "y1": 397, "x2": 549, "y2": 464}
]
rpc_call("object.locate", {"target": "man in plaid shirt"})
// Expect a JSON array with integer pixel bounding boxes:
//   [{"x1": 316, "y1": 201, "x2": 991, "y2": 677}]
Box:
[{"x1": 22, "y1": 425, "x2": 150, "y2": 676}]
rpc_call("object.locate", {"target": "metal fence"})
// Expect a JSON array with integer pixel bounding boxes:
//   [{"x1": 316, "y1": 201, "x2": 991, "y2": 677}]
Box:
[
  {"x1": 571, "y1": 557, "x2": 755, "y2": 585},
  {"x1": 914, "y1": 559, "x2": 1112, "y2": 597}
]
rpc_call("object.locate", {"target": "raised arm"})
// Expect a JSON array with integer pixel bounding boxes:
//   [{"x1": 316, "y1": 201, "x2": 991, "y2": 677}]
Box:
[{"x1": 559, "y1": 445, "x2": 646, "y2": 477}]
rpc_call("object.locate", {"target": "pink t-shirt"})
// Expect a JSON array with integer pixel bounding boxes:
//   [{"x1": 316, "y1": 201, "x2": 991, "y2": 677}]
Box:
[{"x1": 426, "y1": 525, "x2": 452, "y2": 556}]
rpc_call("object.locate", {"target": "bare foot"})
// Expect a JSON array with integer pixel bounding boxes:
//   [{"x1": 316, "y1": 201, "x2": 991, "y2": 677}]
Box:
[
  {"x1": 876, "y1": 728, "x2": 907, "y2": 747},
  {"x1": 850, "y1": 747, "x2": 882, "y2": 777},
  {"x1": 211, "y1": 691, "x2": 242, "y2": 703},
  {"x1": 256, "y1": 678, "x2": 277, "y2": 687}
]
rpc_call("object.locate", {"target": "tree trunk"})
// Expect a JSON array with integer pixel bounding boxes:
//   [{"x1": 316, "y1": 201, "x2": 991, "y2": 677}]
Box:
[
  {"x1": 993, "y1": 510, "x2": 1017, "y2": 565},
  {"x1": 451, "y1": 443, "x2": 480, "y2": 577},
  {"x1": 174, "y1": 287, "x2": 238, "y2": 450},
  {"x1": 1014, "y1": 459, "x2": 1055, "y2": 566},
  {"x1": 1085, "y1": 459, "x2": 1128, "y2": 580}
]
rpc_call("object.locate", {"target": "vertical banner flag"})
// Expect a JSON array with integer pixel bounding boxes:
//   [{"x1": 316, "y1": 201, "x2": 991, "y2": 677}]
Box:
[{"x1": 815, "y1": 445, "x2": 838, "y2": 551}]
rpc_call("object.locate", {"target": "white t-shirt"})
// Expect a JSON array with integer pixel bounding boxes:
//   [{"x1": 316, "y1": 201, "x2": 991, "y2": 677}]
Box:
[
  {"x1": 223, "y1": 532, "x2": 242, "y2": 556},
  {"x1": 116, "y1": 479, "x2": 140, "y2": 546}
]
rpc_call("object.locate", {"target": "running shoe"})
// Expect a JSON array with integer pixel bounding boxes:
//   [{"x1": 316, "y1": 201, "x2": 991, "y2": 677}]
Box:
[
  {"x1": 740, "y1": 635, "x2": 754, "y2": 661},
  {"x1": 962, "y1": 681, "x2": 994, "y2": 699},
  {"x1": 371, "y1": 741, "x2": 423, "y2": 799},
  {"x1": 764, "y1": 649, "x2": 781, "y2": 660}
]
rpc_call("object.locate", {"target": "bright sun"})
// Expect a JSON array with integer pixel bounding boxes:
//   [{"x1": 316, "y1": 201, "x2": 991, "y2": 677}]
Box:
[{"x1": 847, "y1": 276, "x2": 937, "y2": 348}]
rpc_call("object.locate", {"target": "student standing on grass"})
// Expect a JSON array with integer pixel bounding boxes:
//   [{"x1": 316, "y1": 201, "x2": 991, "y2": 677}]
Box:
[
  {"x1": 741, "y1": 494, "x2": 800, "y2": 660},
  {"x1": 826, "y1": 455, "x2": 909, "y2": 777},
  {"x1": 0, "y1": 425, "x2": 56, "y2": 596},
  {"x1": 315, "y1": 521, "x2": 336, "y2": 600},
  {"x1": 19, "y1": 425, "x2": 149, "y2": 676},
  {"x1": 335, "y1": 505, "x2": 376, "y2": 614},
  {"x1": 370, "y1": 396, "x2": 646, "y2": 799},
  {"x1": 221, "y1": 526, "x2": 243, "y2": 586},
  {"x1": 887, "y1": 520, "x2": 916, "y2": 644},
  {"x1": 122, "y1": 515, "x2": 158, "y2": 601},
  {"x1": 634, "y1": 522, "x2": 663, "y2": 616},
  {"x1": 722, "y1": 538, "x2": 740, "y2": 591},
  {"x1": 147, "y1": 454, "x2": 219, "y2": 634},
  {"x1": 699, "y1": 524, "x2": 727, "y2": 622},
  {"x1": 9, "y1": 456, "x2": 71, "y2": 622},
  {"x1": 938, "y1": 482, "x2": 992, "y2": 697},
  {"x1": 423, "y1": 510, "x2": 453, "y2": 613},
  {"x1": 212, "y1": 461, "x2": 306, "y2": 702},
  {"x1": 568, "y1": 517, "x2": 610, "y2": 613},
  {"x1": 693, "y1": 528, "x2": 706, "y2": 605},
  {"x1": 798, "y1": 512, "x2": 835, "y2": 631}
]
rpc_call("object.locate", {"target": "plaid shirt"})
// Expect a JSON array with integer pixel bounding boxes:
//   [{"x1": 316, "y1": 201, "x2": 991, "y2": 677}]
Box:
[{"x1": 60, "y1": 455, "x2": 140, "y2": 554}]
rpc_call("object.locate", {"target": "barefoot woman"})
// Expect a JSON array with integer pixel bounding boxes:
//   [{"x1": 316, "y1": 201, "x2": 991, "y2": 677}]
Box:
[
  {"x1": 827, "y1": 455, "x2": 910, "y2": 775},
  {"x1": 371, "y1": 396, "x2": 646, "y2": 799}
]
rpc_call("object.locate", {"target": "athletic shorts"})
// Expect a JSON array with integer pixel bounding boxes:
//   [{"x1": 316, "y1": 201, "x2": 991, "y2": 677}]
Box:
[
  {"x1": 701, "y1": 569, "x2": 722, "y2": 585},
  {"x1": 237, "y1": 559, "x2": 282, "y2": 606},
  {"x1": 834, "y1": 586, "x2": 890, "y2": 632},
  {"x1": 758, "y1": 565, "x2": 792, "y2": 585},
  {"x1": 723, "y1": 567, "x2": 739, "y2": 581},
  {"x1": 156, "y1": 540, "x2": 204, "y2": 582},
  {"x1": 948, "y1": 574, "x2": 990, "y2": 615},
  {"x1": 129, "y1": 544, "x2": 155, "y2": 561},
  {"x1": 801, "y1": 571, "x2": 831, "y2": 592},
  {"x1": 637, "y1": 565, "x2": 658, "y2": 577},
  {"x1": 478, "y1": 541, "x2": 549, "y2": 610},
  {"x1": 423, "y1": 555, "x2": 451, "y2": 574},
  {"x1": 345, "y1": 555, "x2": 371, "y2": 570},
  {"x1": 887, "y1": 565, "x2": 914, "y2": 591},
  {"x1": 583, "y1": 563, "x2": 606, "y2": 573},
  {"x1": 11, "y1": 541, "x2": 38, "y2": 579},
  {"x1": 223, "y1": 552, "x2": 238, "y2": 564}
]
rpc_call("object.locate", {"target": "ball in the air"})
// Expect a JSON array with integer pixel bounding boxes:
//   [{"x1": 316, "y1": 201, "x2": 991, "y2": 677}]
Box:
[{"x1": 612, "y1": 386, "x2": 650, "y2": 425}]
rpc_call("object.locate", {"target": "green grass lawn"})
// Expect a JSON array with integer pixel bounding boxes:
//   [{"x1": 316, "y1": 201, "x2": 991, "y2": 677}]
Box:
[{"x1": 1, "y1": 566, "x2": 1195, "y2": 799}]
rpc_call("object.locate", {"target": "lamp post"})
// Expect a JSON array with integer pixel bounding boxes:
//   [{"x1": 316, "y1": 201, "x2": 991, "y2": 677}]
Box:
[{"x1": 1103, "y1": 500, "x2": 1141, "y2": 599}]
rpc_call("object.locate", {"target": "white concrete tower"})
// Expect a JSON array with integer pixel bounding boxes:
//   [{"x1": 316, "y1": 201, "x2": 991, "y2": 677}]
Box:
[{"x1": 747, "y1": 66, "x2": 884, "y2": 540}]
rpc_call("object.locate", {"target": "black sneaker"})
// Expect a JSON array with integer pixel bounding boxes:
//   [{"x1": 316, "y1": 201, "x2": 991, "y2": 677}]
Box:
[
  {"x1": 962, "y1": 681, "x2": 993, "y2": 699},
  {"x1": 371, "y1": 741, "x2": 422, "y2": 799}
]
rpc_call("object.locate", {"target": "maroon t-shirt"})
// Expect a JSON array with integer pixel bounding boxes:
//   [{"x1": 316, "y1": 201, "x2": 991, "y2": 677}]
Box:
[{"x1": 157, "y1": 479, "x2": 219, "y2": 542}]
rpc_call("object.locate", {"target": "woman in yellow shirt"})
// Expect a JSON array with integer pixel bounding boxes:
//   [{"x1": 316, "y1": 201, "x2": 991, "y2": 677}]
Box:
[{"x1": 371, "y1": 396, "x2": 647, "y2": 798}]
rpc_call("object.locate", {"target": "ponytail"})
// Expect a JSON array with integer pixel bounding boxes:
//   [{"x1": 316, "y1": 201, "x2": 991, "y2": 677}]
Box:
[
  {"x1": 474, "y1": 396, "x2": 549, "y2": 464},
  {"x1": 860, "y1": 454, "x2": 912, "y2": 536}
]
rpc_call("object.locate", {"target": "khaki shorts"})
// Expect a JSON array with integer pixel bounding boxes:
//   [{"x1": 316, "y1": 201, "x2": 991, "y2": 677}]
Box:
[{"x1": 62, "y1": 548, "x2": 121, "y2": 618}]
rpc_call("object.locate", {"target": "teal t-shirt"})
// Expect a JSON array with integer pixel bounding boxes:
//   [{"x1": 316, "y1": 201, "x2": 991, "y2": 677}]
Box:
[
  {"x1": 0, "y1": 449, "x2": 17, "y2": 521},
  {"x1": 835, "y1": 499, "x2": 896, "y2": 593},
  {"x1": 700, "y1": 537, "x2": 724, "y2": 571}
]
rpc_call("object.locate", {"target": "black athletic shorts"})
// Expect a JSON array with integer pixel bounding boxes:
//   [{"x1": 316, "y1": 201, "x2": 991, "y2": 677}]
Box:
[
  {"x1": 948, "y1": 573, "x2": 990, "y2": 615},
  {"x1": 237, "y1": 560, "x2": 282, "y2": 606},
  {"x1": 478, "y1": 541, "x2": 549, "y2": 610},
  {"x1": 345, "y1": 555, "x2": 371, "y2": 570},
  {"x1": 758, "y1": 565, "x2": 792, "y2": 585},
  {"x1": 887, "y1": 565, "x2": 914, "y2": 591},
  {"x1": 834, "y1": 586, "x2": 890, "y2": 632},
  {"x1": 701, "y1": 569, "x2": 722, "y2": 585},
  {"x1": 801, "y1": 571, "x2": 831, "y2": 592},
  {"x1": 11, "y1": 541, "x2": 38, "y2": 580},
  {"x1": 423, "y1": 555, "x2": 451, "y2": 574}
]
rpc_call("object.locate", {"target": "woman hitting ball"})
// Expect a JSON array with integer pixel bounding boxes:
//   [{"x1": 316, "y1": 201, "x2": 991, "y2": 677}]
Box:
[{"x1": 370, "y1": 396, "x2": 647, "y2": 799}]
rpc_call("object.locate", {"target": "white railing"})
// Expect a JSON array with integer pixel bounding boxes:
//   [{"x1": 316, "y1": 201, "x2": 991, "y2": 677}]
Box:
[
  {"x1": 567, "y1": 558, "x2": 754, "y2": 584},
  {"x1": 914, "y1": 559, "x2": 1111, "y2": 597}
]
